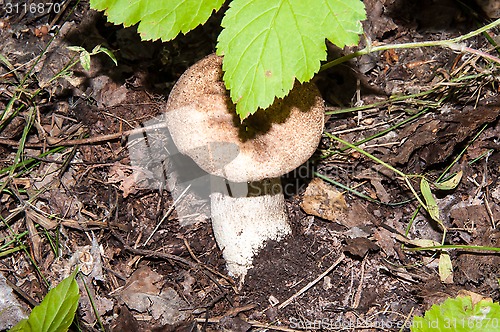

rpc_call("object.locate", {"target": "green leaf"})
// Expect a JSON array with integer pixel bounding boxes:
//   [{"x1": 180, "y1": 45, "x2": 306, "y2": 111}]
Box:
[
  {"x1": 411, "y1": 296, "x2": 500, "y2": 331},
  {"x1": 90, "y1": 0, "x2": 225, "y2": 41},
  {"x1": 9, "y1": 270, "x2": 80, "y2": 332},
  {"x1": 69, "y1": 45, "x2": 118, "y2": 69},
  {"x1": 97, "y1": 47, "x2": 118, "y2": 66},
  {"x1": 434, "y1": 171, "x2": 463, "y2": 191},
  {"x1": 66, "y1": 46, "x2": 85, "y2": 52},
  {"x1": 9, "y1": 320, "x2": 27, "y2": 332},
  {"x1": 80, "y1": 51, "x2": 91, "y2": 71},
  {"x1": 91, "y1": 45, "x2": 102, "y2": 54},
  {"x1": 216, "y1": 0, "x2": 366, "y2": 118},
  {"x1": 420, "y1": 177, "x2": 441, "y2": 223}
]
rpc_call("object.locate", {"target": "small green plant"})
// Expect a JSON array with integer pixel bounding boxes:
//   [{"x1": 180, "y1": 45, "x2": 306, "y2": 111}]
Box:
[
  {"x1": 9, "y1": 270, "x2": 80, "y2": 332},
  {"x1": 89, "y1": 0, "x2": 366, "y2": 119},
  {"x1": 411, "y1": 295, "x2": 500, "y2": 332},
  {"x1": 67, "y1": 45, "x2": 117, "y2": 71}
]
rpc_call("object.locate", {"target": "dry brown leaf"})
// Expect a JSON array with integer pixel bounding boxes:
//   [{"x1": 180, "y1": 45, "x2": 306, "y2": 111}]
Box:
[
  {"x1": 300, "y1": 178, "x2": 347, "y2": 222},
  {"x1": 119, "y1": 266, "x2": 191, "y2": 326},
  {"x1": 457, "y1": 290, "x2": 493, "y2": 305},
  {"x1": 107, "y1": 164, "x2": 152, "y2": 198},
  {"x1": 373, "y1": 227, "x2": 398, "y2": 258}
]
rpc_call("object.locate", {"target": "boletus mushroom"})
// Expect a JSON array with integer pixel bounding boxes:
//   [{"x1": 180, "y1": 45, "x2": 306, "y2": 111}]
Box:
[{"x1": 165, "y1": 54, "x2": 324, "y2": 279}]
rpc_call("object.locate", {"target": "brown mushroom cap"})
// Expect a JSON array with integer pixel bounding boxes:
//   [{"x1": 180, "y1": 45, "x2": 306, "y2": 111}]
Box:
[{"x1": 165, "y1": 54, "x2": 325, "y2": 183}]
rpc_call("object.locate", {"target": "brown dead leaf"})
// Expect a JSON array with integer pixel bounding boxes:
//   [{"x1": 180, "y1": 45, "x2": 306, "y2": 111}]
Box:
[
  {"x1": 363, "y1": 0, "x2": 398, "y2": 40},
  {"x1": 344, "y1": 202, "x2": 377, "y2": 228},
  {"x1": 107, "y1": 164, "x2": 153, "y2": 198},
  {"x1": 73, "y1": 236, "x2": 112, "y2": 323},
  {"x1": 300, "y1": 178, "x2": 347, "y2": 222},
  {"x1": 110, "y1": 305, "x2": 140, "y2": 332},
  {"x1": 119, "y1": 266, "x2": 191, "y2": 326},
  {"x1": 457, "y1": 290, "x2": 493, "y2": 305},
  {"x1": 91, "y1": 75, "x2": 129, "y2": 108},
  {"x1": 121, "y1": 266, "x2": 163, "y2": 296},
  {"x1": 373, "y1": 227, "x2": 398, "y2": 258},
  {"x1": 25, "y1": 214, "x2": 42, "y2": 263},
  {"x1": 25, "y1": 207, "x2": 57, "y2": 230},
  {"x1": 356, "y1": 166, "x2": 393, "y2": 203},
  {"x1": 390, "y1": 99, "x2": 500, "y2": 167},
  {"x1": 344, "y1": 237, "x2": 379, "y2": 258},
  {"x1": 11, "y1": 178, "x2": 31, "y2": 188}
]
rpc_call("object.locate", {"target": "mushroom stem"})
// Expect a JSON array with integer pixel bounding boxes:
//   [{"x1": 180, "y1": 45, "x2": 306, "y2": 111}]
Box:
[{"x1": 210, "y1": 177, "x2": 291, "y2": 279}]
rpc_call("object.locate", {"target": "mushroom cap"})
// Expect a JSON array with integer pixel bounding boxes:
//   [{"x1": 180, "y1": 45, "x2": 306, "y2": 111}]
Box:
[{"x1": 165, "y1": 54, "x2": 325, "y2": 183}]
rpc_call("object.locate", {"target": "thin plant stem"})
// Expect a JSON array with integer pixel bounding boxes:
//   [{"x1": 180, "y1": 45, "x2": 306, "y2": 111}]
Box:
[
  {"x1": 342, "y1": 108, "x2": 429, "y2": 151},
  {"x1": 437, "y1": 123, "x2": 489, "y2": 182},
  {"x1": 320, "y1": 18, "x2": 500, "y2": 71},
  {"x1": 0, "y1": 106, "x2": 36, "y2": 194},
  {"x1": 314, "y1": 171, "x2": 415, "y2": 206},
  {"x1": 323, "y1": 133, "x2": 448, "y2": 238},
  {"x1": 324, "y1": 132, "x2": 406, "y2": 177},
  {"x1": 405, "y1": 244, "x2": 500, "y2": 253},
  {"x1": 326, "y1": 89, "x2": 437, "y2": 115},
  {"x1": 314, "y1": 172, "x2": 379, "y2": 203},
  {"x1": 79, "y1": 273, "x2": 106, "y2": 332}
]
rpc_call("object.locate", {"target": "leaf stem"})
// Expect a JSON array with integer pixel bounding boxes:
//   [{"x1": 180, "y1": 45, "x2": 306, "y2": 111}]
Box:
[
  {"x1": 405, "y1": 244, "x2": 500, "y2": 252},
  {"x1": 324, "y1": 132, "x2": 405, "y2": 177},
  {"x1": 320, "y1": 18, "x2": 500, "y2": 71},
  {"x1": 323, "y1": 133, "x2": 441, "y2": 223}
]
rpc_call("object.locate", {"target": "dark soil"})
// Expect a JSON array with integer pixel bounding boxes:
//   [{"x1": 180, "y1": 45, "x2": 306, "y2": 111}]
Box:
[{"x1": 1, "y1": 0, "x2": 499, "y2": 331}]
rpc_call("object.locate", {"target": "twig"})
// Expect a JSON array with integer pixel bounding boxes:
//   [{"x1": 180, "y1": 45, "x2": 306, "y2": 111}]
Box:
[
  {"x1": 352, "y1": 254, "x2": 368, "y2": 309},
  {"x1": 123, "y1": 236, "x2": 238, "y2": 295},
  {"x1": 0, "y1": 122, "x2": 169, "y2": 148},
  {"x1": 142, "y1": 184, "x2": 191, "y2": 247},
  {"x1": 194, "y1": 304, "x2": 256, "y2": 323},
  {"x1": 485, "y1": 198, "x2": 496, "y2": 229},
  {"x1": 182, "y1": 237, "x2": 237, "y2": 288},
  {"x1": 49, "y1": 0, "x2": 72, "y2": 27},
  {"x1": 331, "y1": 113, "x2": 405, "y2": 135},
  {"x1": 183, "y1": 237, "x2": 204, "y2": 265},
  {"x1": 123, "y1": 246, "x2": 196, "y2": 268},
  {"x1": 5, "y1": 277, "x2": 39, "y2": 307},
  {"x1": 277, "y1": 253, "x2": 345, "y2": 310}
]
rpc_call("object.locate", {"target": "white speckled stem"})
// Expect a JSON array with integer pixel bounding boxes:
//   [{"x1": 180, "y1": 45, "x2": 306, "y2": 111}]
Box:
[{"x1": 210, "y1": 177, "x2": 291, "y2": 280}]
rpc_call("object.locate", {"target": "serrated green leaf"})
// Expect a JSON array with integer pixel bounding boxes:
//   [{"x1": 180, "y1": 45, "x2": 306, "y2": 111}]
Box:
[
  {"x1": 319, "y1": 0, "x2": 368, "y2": 47},
  {"x1": 9, "y1": 270, "x2": 80, "y2": 332},
  {"x1": 216, "y1": 0, "x2": 365, "y2": 118},
  {"x1": 90, "y1": 0, "x2": 225, "y2": 41},
  {"x1": 420, "y1": 177, "x2": 441, "y2": 223},
  {"x1": 411, "y1": 296, "x2": 500, "y2": 332},
  {"x1": 438, "y1": 251, "x2": 453, "y2": 283},
  {"x1": 434, "y1": 171, "x2": 463, "y2": 191}
]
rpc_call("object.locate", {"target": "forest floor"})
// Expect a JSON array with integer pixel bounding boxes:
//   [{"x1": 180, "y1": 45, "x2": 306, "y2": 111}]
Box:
[{"x1": 1, "y1": 0, "x2": 500, "y2": 331}]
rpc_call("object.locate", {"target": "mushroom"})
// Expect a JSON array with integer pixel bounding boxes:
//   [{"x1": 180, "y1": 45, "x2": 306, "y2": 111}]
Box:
[{"x1": 165, "y1": 54, "x2": 324, "y2": 279}]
